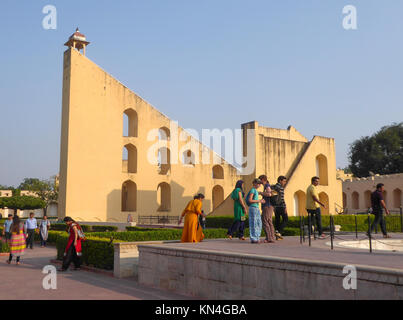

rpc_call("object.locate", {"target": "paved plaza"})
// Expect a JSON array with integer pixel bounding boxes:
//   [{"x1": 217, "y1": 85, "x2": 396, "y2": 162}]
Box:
[
  {"x1": 162, "y1": 234, "x2": 403, "y2": 271},
  {"x1": 0, "y1": 246, "x2": 193, "y2": 300}
]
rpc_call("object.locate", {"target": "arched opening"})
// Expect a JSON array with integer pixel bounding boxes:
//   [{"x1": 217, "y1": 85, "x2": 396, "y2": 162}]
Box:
[
  {"x1": 364, "y1": 190, "x2": 372, "y2": 209},
  {"x1": 157, "y1": 182, "x2": 171, "y2": 212},
  {"x1": 122, "y1": 144, "x2": 137, "y2": 173},
  {"x1": 352, "y1": 192, "x2": 359, "y2": 210},
  {"x1": 293, "y1": 190, "x2": 306, "y2": 216},
  {"x1": 382, "y1": 190, "x2": 387, "y2": 205},
  {"x1": 393, "y1": 188, "x2": 402, "y2": 208},
  {"x1": 158, "y1": 147, "x2": 171, "y2": 175},
  {"x1": 123, "y1": 109, "x2": 138, "y2": 137},
  {"x1": 159, "y1": 127, "x2": 170, "y2": 141},
  {"x1": 212, "y1": 165, "x2": 224, "y2": 179},
  {"x1": 342, "y1": 192, "x2": 347, "y2": 209},
  {"x1": 315, "y1": 154, "x2": 328, "y2": 186},
  {"x1": 182, "y1": 150, "x2": 196, "y2": 166},
  {"x1": 319, "y1": 192, "x2": 329, "y2": 215},
  {"x1": 122, "y1": 180, "x2": 137, "y2": 212},
  {"x1": 212, "y1": 185, "x2": 224, "y2": 210}
]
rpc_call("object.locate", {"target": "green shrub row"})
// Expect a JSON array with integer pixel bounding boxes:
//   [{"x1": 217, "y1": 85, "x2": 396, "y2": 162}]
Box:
[
  {"x1": 49, "y1": 223, "x2": 118, "y2": 232},
  {"x1": 206, "y1": 215, "x2": 403, "y2": 233}
]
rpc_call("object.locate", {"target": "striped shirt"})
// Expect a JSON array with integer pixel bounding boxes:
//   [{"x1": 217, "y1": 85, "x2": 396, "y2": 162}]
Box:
[{"x1": 272, "y1": 183, "x2": 286, "y2": 208}]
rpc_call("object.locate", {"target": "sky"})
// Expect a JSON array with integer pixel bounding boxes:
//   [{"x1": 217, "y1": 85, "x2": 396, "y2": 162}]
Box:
[{"x1": 0, "y1": 0, "x2": 402, "y2": 187}]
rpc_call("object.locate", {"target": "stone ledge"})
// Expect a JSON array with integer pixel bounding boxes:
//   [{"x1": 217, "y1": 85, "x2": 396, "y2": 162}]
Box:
[{"x1": 138, "y1": 244, "x2": 403, "y2": 285}]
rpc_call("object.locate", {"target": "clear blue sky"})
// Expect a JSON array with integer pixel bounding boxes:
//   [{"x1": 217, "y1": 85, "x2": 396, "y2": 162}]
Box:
[{"x1": 1, "y1": 0, "x2": 402, "y2": 187}]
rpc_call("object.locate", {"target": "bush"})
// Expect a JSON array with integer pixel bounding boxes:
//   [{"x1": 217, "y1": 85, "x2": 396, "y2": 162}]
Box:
[
  {"x1": 56, "y1": 234, "x2": 115, "y2": 270},
  {"x1": 91, "y1": 225, "x2": 118, "y2": 232},
  {"x1": 0, "y1": 240, "x2": 10, "y2": 253},
  {"x1": 50, "y1": 223, "x2": 92, "y2": 232}
]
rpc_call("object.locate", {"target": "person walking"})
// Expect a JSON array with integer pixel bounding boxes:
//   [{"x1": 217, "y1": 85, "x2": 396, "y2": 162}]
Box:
[
  {"x1": 258, "y1": 175, "x2": 276, "y2": 243},
  {"x1": 272, "y1": 176, "x2": 288, "y2": 240},
  {"x1": 306, "y1": 176, "x2": 326, "y2": 239},
  {"x1": 24, "y1": 212, "x2": 38, "y2": 249},
  {"x1": 369, "y1": 183, "x2": 390, "y2": 238},
  {"x1": 179, "y1": 194, "x2": 205, "y2": 243},
  {"x1": 39, "y1": 215, "x2": 51, "y2": 247},
  {"x1": 6, "y1": 216, "x2": 26, "y2": 265},
  {"x1": 60, "y1": 217, "x2": 84, "y2": 271},
  {"x1": 227, "y1": 180, "x2": 247, "y2": 240},
  {"x1": 2, "y1": 214, "x2": 13, "y2": 244},
  {"x1": 246, "y1": 178, "x2": 265, "y2": 244}
]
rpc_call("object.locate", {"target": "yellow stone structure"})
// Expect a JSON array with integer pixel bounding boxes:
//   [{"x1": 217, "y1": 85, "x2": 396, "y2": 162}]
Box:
[
  {"x1": 338, "y1": 172, "x2": 403, "y2": 213},
  {"x1": 58, "y1": 30, "x2": 343, "y2": 222}
]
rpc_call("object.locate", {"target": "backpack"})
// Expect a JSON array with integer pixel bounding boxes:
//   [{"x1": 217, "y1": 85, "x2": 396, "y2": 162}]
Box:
[{"x1": 72, "y1": 223, "x2": 86, "y2": 240}]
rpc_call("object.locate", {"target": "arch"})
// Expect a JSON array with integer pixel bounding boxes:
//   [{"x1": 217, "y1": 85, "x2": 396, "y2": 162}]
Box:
[
  {"x1": 293, "y1": 190, "x2": 306, "y2": 216},
  {"x1": 212, "y1": 185, "x2": 224, "y2": 210},
  {"x1": 352, "y1": 191, "x2": 359, "y2": 210},
  {"x1": 393, "y1": 188, "x2": 402, "y2": 208},
  {"x1": 319, "y1": 192, "x2": 329, "y2": 215},
  {"x1": 122, "y1": 180, "x2": 137, "y2": 212},
  {"x1": 122, "y1": 144, "x2": 137, "y2": 173},
  {"x1": 158, "y1": 147, "x2": 171, "y2": 175},
  {"x1": 382, "y1": 190, "x2": 387, "y2": 205},
  {"x1": 157, "y1": 182, "x2": 171, "y2": 212},
  {"x1": 212, "y1": 165, "x2": 224, "y2": 179},
  {"x1": 342, "y1": 192, "x2": 347, "y2": 209},
  {"x1": 123, "y1": 108, "x2": 138, "y2": 137},
  {"x1": 364, "y1": 190, "x2": 372, "y2": 209},
  {"x1": 315, "y1": 154, "x2": 328, "y2": 186},
  {"x1": 159, "y1": 127, "x2": 170, "y2": 141},
  {"x1": 182, "y1": 150, "x2": 196, "y2": 166}
]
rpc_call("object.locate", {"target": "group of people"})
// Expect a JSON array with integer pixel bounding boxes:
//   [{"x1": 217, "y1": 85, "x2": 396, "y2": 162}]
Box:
[
  {"x1": 2, "y1": 212, "x2": 51, "y2": 265},
  {"x1": 178, "y1": 175, "x2": 393, "y2": 244},
  {"x1": 226, "y1": 175, "x2": 290, "y2": 244},
  {"x1": 2, "y1": 213, "x2": 84, "y2": 271}
]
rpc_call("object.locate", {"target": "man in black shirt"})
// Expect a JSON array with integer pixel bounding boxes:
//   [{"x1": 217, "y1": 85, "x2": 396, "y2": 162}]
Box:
[
  {"x1": 272, "y1": 176, "x2": 288, "y2": 240},
  {"x1": 369, "y1": 183, "x2": 390, "y2": 238}
]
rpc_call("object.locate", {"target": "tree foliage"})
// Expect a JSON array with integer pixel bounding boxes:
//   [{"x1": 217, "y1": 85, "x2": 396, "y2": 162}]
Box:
[
  {"x1": 348, "y1": 122, "x2": 403, "y2": 177},
  {"x1": 18, "y1": 177, "x2": 58, "y2": 208},
  {"x1": 0, "y1": 196, "x2": 46, "y2": 210}
]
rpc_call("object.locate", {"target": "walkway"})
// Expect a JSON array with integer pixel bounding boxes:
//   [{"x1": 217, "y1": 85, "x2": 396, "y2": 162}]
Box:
[{"x1": 0, "y1": 246, "x2": 193, "y2": 300}]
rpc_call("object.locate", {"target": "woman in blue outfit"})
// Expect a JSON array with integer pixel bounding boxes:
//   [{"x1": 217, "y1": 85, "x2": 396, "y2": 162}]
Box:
[{"x1": 246, "y1": 178, "x2": 265, "y2": 243}]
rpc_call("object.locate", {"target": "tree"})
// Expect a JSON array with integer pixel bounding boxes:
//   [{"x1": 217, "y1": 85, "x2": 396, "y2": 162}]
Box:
[
  {"x1": 348, "y1": 122, "x2": 403, "y2": 177},
  {"x1": 17, "y1": 177, "x2": 58, "y2": 215},
  {"x1": 0, "y1": 196, "x2": 46, "y2": 216}
]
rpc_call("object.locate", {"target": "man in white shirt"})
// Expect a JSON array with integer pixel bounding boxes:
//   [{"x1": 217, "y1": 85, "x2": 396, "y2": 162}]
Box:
[{"x1": 25, "y1": 212, "x2": 38, "y2": 249}]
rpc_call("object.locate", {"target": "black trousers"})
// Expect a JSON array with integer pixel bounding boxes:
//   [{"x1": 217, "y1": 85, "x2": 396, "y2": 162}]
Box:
[
  {"x1": 227, "y1": 220, "x2": 245, "y2": 238},
  {"x1": 62, "y1": 245, "x2": 81, "y2": 270},
  {"x1": 274, "y1": 206, "x2": 288, "y2": 234},
  {"x1": 370, "y1": 210, "x2": 387, "y2": 235},
  {"x1": 8, "y1": 254, "x2": 20, "y2": 262},
  {"x1": 26, "y1": 229, "x2": 35, "y2": 248},
  {"x1": 307, "y1": 208, "x2": 323, "y2": 236}
]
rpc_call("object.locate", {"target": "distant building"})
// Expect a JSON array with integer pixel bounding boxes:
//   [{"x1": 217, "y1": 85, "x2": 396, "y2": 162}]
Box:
[{"x1": 339, "y1": 172, "x2": 403, "y2": 213}]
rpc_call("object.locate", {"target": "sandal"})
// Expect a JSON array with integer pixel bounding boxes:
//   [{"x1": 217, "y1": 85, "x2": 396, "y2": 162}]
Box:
[
  {"x1": 227, "y1": 235, "x2": 232, "y2": 240},
  {"x1": 239, "y1": 237, "x2": 246, "y2": 241}
]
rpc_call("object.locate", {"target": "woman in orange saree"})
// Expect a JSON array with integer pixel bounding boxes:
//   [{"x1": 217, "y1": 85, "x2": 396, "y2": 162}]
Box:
[{"x1": 179, "y1": 193, "x2": 205, "y2": 243}]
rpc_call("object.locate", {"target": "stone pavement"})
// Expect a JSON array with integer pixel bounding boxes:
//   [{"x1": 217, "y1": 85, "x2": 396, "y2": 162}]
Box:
[
  {"x1": 0, "y1": 245, "x2": 194, "y2": 300},
  {"x1": 162, "y1": 234, "x2": 403, "y2": 271}
]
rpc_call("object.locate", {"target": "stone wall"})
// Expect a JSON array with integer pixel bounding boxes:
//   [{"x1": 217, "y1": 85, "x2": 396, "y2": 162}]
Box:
[{"x1": 138, "y1": 244, "x2": 403, "y2": 299}]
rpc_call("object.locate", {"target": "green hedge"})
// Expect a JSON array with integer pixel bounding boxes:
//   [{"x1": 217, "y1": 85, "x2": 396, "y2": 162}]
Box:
[
  {"x1": 55, "y1": 234, "x2": 115, "y2": 270},
  {"x1": 0, "y1": 240, "x2": 10, "y2": 253},
  {"x1": 207, "y1": 215, "x2": 403, "y2": 233},
  {"x1": 50, "y1": 224, "x2": 118, "y2": 232}
]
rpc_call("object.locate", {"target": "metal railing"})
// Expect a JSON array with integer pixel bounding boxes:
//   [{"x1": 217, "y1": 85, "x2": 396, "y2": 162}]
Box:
[
  {"x1": 300, "y1": 206, "x2": 403, "y2": 253},
  {"x1": 138, "y1": 215, "x2": 179, "y2": 226}
]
